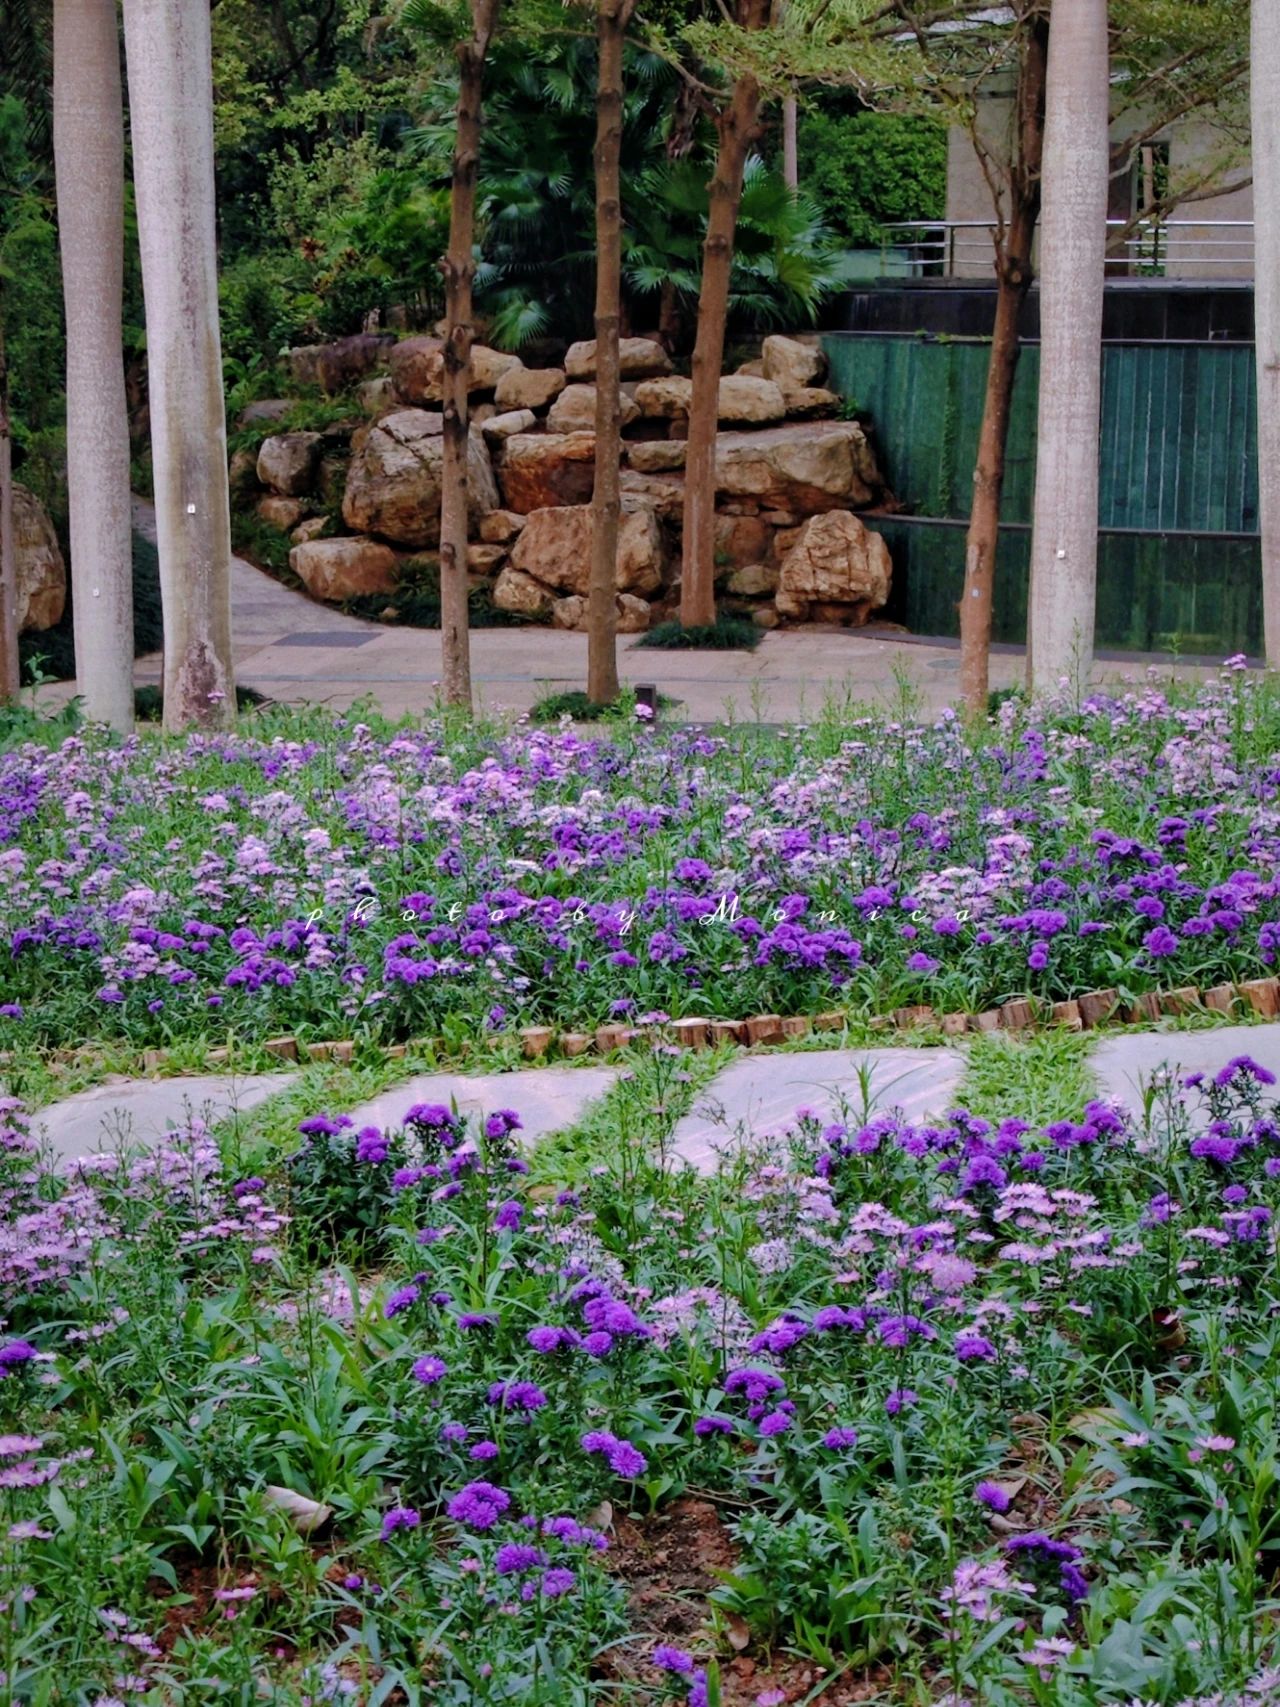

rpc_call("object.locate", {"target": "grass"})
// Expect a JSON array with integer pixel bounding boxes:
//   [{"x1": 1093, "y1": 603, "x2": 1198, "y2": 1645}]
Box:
[
  {"x1": 635, "y1": 614, "x2": 763, "y2": 651},
  {"x1": 958, "y1": 1027, "x2": 1096, "y2": 1127}
]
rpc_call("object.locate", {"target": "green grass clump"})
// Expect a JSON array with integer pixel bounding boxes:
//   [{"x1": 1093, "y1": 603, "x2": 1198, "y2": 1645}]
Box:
[{"x1": 635, "y1": 613, "x2": 763, "y2": 651}]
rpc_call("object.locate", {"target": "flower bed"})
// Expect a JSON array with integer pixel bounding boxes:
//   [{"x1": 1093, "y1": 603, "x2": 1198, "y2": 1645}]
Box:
[
  {"x1": 2, "y1": 668, "x2": 1280, "y2": 1053},
  {"x1": 5, "y1": 1057, "x2": 1280, "y2": 1702}
]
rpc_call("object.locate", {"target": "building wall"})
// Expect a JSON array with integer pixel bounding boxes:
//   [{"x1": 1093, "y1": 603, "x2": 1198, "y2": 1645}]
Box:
[{"x1": 942, "y1": 86, "x2": 1253, "y2": 280}]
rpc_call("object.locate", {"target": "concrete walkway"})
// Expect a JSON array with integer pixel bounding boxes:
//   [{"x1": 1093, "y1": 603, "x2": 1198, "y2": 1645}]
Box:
[
  {"x1": 27, "y1": 500, "x2": 1238, "y2": 727},
  {"x1": 31, "y1": 1024, "x2": 1280, "y2": 1175}
]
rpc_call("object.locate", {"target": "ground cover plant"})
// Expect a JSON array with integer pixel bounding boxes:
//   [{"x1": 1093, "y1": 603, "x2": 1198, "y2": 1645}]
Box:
[
  {"x1": 6, "y1": 1045, "x2": 1280, "y2": 1703},
  {"x1": 2, "y1": 664, "x2": 1280, "y2": 1057}
]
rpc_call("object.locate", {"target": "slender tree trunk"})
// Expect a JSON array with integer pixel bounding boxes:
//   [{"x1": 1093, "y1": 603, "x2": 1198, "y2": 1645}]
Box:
[
  {"x1": 122, "y1": 0, "x2": 235, "y2": 732},
  {"x1": 439, "y1": 0, "x2": 500, "y2": 713},
  {"x1": 54, "y1": 0, "x2": 135, "y2": 733},
  {"x1": 1026, "y1": 0, "x2": 1108, "y2": 696},
  {"x1": 1254, "y1": 0, "x2": 1280, "y2": 665},
  {"x1": 588, "y1": 0, "x2": 635, "y2": 706},
  {"x1": 681, "y1": 4, "x2": 770, "y2": 630},
  {"x1": 782, "y1": 91, "x2": 798, "y2": 190},
  {"x1": 959, "y1": 17, "x2": 1046, "y2": 716},
  {"x1": 0, "y1": 319, "x2": 17, "y2": 706}
]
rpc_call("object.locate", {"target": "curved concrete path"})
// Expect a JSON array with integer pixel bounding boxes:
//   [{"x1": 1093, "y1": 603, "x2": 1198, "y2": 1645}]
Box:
[{"x1": 26, "y1": 500, "x2": 1235, "y2": 727}]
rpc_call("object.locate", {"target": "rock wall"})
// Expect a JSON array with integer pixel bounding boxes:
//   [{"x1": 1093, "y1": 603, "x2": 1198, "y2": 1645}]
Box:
[{"x1": 231, "y1": 332, "x2": 893, "y2": 631}]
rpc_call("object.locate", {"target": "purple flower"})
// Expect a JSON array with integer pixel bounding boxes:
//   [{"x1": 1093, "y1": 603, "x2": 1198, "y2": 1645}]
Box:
[
  {"x1": 1143, "y1": 925, "x2": 1179, "y2": 958},
  {"x1": 822, "y1": 1427, "x2": 859, "y2": 1451},
  {"x1": 487, "y1": 1380, "x2": 547, "y2": 1412},
  {"x1": 457, "y1": 1312, "x2": 498, "y2": 1331},
  {"x1": 496, "y1": 1542, "x2": 545, "y2": 1574},
  {"x1": 384, "y1": 1284, "x2": 420, "y2": 1320},
  {"x1": 469, "y1": 1440, "x2": 500, "y2": 1461},
  {"x1": 493, "y1": 1199, "x2": 523, "y2": 1232},
  {"x1": 976, "y1": 1480, "x2": 1011, "y2": 1513},
  {"x1": 652, "y1": 1645, "x2": 696, "y2": 1675},
  {"x1": 411, "y1": 1356, "x2": 447, "y2": 1386},
  {"x1": 885, "y1": 1387, "x2": 918, "y2": 1416},
  {"x1": 0, "y1": 1340, "x2": 38, "y2": 1373},
  {"x1": 380, "y1": 1506, "x2": 421, "y2": 1539},
  {"x1": 758, "y1": 1410, "x2": 792, "y2": 1437},
  {"x1": 955, "y1": 1332, "x2": 998, "y2": 1363},
  {"x1": 1215, "y1": 1055, "x2": 1277, "y2": 1089},
  {"x1": 447, "y1": 1480, "x2": 511, "y2": 1531},
  {"x1": 527, "y1": 1325, "x2": 576, "y2": 1354},
  {"x1": 694, "y1": 1416, "x2": 734, "y2": 1438}
]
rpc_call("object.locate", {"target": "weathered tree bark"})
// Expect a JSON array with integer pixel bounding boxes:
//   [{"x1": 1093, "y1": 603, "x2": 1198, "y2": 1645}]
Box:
[
  {"x1": 122, "y1": 0, "x2": 236, "y2": 733},
  {"x1": 958, "y1": 16, "x2": 1047, "y2": 716},
  {"x1": 439, "y1": 0, "x2": 500, "y2": 713},
  {"x1": 587, "y1": 0, "x2": 635, "y2": 706},
  {"x1": 1254, "y1": 0, "x2": 1280, "y2": 665},
  {"x1": 0, "y1": 321, "x2": 17, "y2": 706},
  {"x1": 1026, "y1": 0, "x2": 1108, "y2": 696},
  {"x1": 54, "y1": 0, "x2": 135, "y2": 733},
  {"x1": 680, "y1": 0, "x2": 771, "y2": 630},
  {"x1": 782, "y1": 91, "x2": 798, "y2": 189}
]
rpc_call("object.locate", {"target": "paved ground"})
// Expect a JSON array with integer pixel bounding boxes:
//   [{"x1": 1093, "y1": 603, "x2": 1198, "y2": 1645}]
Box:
[
  {"x1": 30, "y1": 1070, "x2": 295, "y2": 1167},
  {"x1": 32, "y1": 1025, "x2": 1280, "y2": 1173},
  {"x1": 670, "y1": 1046, "x2": 965, "y2": 1172},
  {"x1": 28, "y1": 500, "x2": 1239, "y2": 726}
]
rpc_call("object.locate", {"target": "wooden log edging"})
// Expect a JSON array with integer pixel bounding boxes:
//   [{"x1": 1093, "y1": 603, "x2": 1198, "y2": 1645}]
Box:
[{"x1": 10, "y1": 978, "x2": 1280, "y2": 1081}]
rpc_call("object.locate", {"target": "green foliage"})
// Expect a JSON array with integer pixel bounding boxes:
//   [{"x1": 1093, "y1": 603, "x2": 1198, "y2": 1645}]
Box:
[
  {"x1": 797, "y1": 106, "x2": 947, "y2": 249},
  {"x1": 19, "y1": 532, "x2": 164, "y2": 686},
  {"x1": 339, "y1": 555, "x2": 536, "y2": 631},
  {"x1": 636, "y1": 614, "x2": 764, "y2": 651}
]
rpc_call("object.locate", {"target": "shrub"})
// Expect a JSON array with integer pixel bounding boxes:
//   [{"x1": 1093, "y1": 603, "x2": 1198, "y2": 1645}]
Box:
[{"x1": 635, "y1": 615, "x2": 763, "y2": 651}]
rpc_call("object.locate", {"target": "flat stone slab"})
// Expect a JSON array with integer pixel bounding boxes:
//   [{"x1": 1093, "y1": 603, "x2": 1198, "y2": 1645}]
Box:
[
  {"x1": 1092, "y1": 1022, "x2": 1280, "y2": 1111},
  {"x1": 348, "y1": 1066, "x2": 618, "y2": 1144},
  {"x1": 34, "y1": 1072, "x2": 295, "y2": 1166},
  {"x1": 672, "y1": 1046, "x2": 965, "y2": 1173}
]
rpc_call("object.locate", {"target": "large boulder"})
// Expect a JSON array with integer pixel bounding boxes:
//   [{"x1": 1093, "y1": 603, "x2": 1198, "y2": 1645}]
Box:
[
  {"x1": 635, "y1": 376, "x2": 693, "y2": 419},
  {"x1": 257, "y1": 495, "x2": 309, "y2": 533},
  {"x1": 238, "y1": 398, "x2": 296, "y2": 428},
  {"x1": 342, "y1": 408, "x2": 498, "y2": 546},
  {"x1": 775, "y1": 511, "x2": 890, "y2": 623},
  {"x1": 497, "y1": 432, "x2": 597, "y2": 512},
  {"x1": 716, "y1": 375, "x2": 786, "y2": 425},
  {"x1": 481, "y1": 409, "x2": 537, "y2": 442},
  {"x1": 785, "y1": 387, "x2": 841, "y2": 419},
  {"x1": 633, "y1": 374, "x2": 785, "y2": 424},
  {"x1": 564, "y1": 336, "x2": 672, "y2": 381},
  {"x1": 289, "y1": 537, "x2": 399, "y2": 602},
  {"x1": 509, "y1": 503, "x2": 665, "y2": 596},
  {"x1": 627, "y1": 440, "x2": 686, "y2": 474},
  {"x1": 388, "y1": 337, "x2": 444, "y2": 405},
  {"x1": 288, "y1": 333, "x2": 396, "y2": 393},
  {"x1": 761, "y1": 334, "x2": 827, "y2": 395},
  {"x1": 715, "y1": 421, "x2": 881, "y2": 513},
  {"x1": 257, "y1": 432, "x2": 323, "y2": 497},
  {"x1": 547, "y1": 384, "x2": 639, "y2": 435},
  {"x1": 478, "y1": 508, "x2": 526, "y2": 544},
  {"x1": 492, "y1": 566, "x2": 554, "y2": 617},
  {"x1": 13, "y1": 484, "x2": 65, "y2": 631},
  {"x1": 494, "y1": 366, "x2": 566, "y2": 412},
  {"x1": 389, "y1": 337, "x2": 522, "y2": 405},
  {"x1": 549, "y1": 591, "x2": 652, "y2": 633},
  {"x1": 714, "y1": 513, "x2": 773, "y2": 572}
]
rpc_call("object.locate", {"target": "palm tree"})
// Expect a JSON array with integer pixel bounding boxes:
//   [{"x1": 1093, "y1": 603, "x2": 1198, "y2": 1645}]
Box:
[
  {"x1": 54, "y1": 0, "x2": 134, "y2": 732},
  {"x1": 1255, "y1": 0, "x2": 1280, "y2": 665},
  {"x1": 1025, "y1": 0, "x2": 1109, "y2": 695},
  {"x1": 121, "y1": 0, "x2": 236, "y2": 731}
]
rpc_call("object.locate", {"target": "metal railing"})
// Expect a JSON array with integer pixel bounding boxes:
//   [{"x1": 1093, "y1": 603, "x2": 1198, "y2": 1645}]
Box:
[{"x1": 878, "y1": 219, "x2": 1255, "y2": 279}]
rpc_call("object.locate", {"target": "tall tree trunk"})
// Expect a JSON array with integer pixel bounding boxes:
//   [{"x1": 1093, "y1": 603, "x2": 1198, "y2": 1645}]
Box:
[
  {"x1": 588, "y1": 0, "x2": 635, "y2": 706},
  {"x1": 1254, "y1": 0, "x2": 1280, "y2": 665},
  {"x1": 681, "y1": 1, "x2": 770, "y2": 630},
  {"x1": 1026, "y1": 0, "x2": 1108, "y2": 696},
  {"x1": 0, "y1": 319, "x2": 17, "y2": 706},
  {"x1": 439, "y1": 0, "x2": 500, "y2": 712},
  {"x1": 122, "y1": 0, "x2": 235, "y2": 733},
  {"x1": 958, "y1": 15, "x2": 1046, "y2": 717},
  {"x1": 54, "y1": 0, "x2": 134, "y2": 734},
  {"x1": 782, "y1": 91, "x2": 798, "y2": 190}
]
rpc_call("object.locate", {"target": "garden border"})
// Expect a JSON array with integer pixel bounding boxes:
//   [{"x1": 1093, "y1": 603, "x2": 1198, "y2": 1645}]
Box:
[{"x1": 6, "y1": 977, "x2": 1278, "y2": 1078}]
